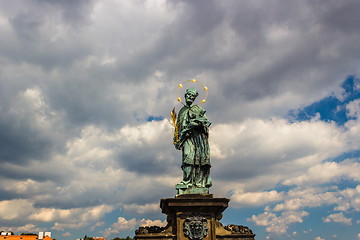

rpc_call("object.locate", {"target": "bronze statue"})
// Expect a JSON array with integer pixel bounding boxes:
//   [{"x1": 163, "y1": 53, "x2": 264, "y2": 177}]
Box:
[{"x1": 172, "y1": 83, "x2": 212, "y2": 194}]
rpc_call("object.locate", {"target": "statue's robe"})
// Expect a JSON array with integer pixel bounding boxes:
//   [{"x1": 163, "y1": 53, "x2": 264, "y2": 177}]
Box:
[{"x1": 175, "y1": 104, "x2": 212, "y2": 188}]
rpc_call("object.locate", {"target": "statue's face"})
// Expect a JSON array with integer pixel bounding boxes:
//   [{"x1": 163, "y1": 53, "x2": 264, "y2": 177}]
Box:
[{"x1": 185, "y1": 92, "x2": 197, "y2": 105}]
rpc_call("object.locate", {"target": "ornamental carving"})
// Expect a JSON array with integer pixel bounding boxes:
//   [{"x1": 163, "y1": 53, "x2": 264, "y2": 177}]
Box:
[
  {"x1": 183, "y1": 213, "x2": 208, "y2": 240},
  {"x1": 224, "y1": 224, "x2": 254, "y2": 234}
]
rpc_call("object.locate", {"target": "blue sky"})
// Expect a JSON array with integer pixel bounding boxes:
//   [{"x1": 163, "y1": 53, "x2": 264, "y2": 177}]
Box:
[{"x1": 1, "y1": 1, "x2": 360, "y2": 240}]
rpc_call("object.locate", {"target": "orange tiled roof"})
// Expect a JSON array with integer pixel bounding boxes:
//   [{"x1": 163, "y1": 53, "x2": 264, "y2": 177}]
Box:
[
  {"x1": 2, "y1": 236, "x2": 52, "y2": 240},
  {"x1": 2, "y1": 236, "x2": 37, "y2": 240},
  {"x1": 93, "y1": 238, "x2": 106, "y2": 240}
]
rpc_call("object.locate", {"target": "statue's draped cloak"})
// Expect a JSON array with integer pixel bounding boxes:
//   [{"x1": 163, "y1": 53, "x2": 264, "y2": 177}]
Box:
[{"x1": 176, "y1": 104, "x2": 211, "y2": 187}]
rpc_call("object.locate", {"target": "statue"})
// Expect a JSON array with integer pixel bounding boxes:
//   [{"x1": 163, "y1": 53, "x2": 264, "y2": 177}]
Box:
[{"x1": 171, "y1": 81, "x2": 212, "y2": 194}]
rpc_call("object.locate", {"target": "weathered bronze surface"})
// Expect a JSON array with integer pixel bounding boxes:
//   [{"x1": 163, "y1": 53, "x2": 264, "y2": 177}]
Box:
[{"x1": 173, "y1": 88, "x2": 212, "y2": 194}]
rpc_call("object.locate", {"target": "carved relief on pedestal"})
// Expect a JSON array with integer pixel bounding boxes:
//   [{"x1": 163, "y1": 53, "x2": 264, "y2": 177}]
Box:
[{"x1": 183, "y1": 213, "x2": 208, "y2": 240}]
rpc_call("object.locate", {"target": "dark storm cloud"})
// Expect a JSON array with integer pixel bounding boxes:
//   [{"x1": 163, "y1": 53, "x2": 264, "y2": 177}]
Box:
[
  {"x1": 49, "y1": 0, "x2": 96, "y2": 27},
  {"x1": 168, "y1": 0, "x2": 225, "y2": 36},
  {"x1": 32, "y1": 188, "x2": 114, "y2": 209},
  {"x1": 0, "y1": 187, "x2": 19, "y2": 201},
  {"x1": 203, "y1": 0, "x2": 360, "y2": 105},
  {"x1": 118, "y1": 151, "x2": 170, "y2": 175},
  {"x1": 1, "y1": 0, "x2": 95, "y2": 68},
  {"x1": 10, "y1": 12, "x2": 42, "y2": 42},
  {"x1": 317, "y1": 0, "x2": 360, "y2": 33},
  {"x1": 116, "y1": 137, "x2": 178, "y2": 176},
  {"x1": 115, "y1": 0, "x2": 226, "y2": 80},
  {"x1": 0, "y1": 113, "x2": 54, "y2": 165}
]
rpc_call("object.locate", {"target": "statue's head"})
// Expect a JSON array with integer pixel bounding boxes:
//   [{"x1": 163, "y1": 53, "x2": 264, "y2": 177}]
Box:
[{"x1": 185, "y1": 87, "x2": 198, "y2": 105}]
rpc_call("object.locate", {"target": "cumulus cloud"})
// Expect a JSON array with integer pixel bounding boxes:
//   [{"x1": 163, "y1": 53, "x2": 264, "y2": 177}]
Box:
[
  {"x1": 249, "y1": 210, "x2": 309, "y2": 234},
  {"x1": 210, "y1": 117, "x2": 346, "y2": 194},
  {"x1": 283, "y1": 160, "x2": 360, "y2": 186},
  {"x1": 272, "y1": 187, "x2": 340, "y2": 212},
  {"x1": 230, "y1": 190, "x2": 284, "y2": 208},
  {"x1": 101, "y1": 217, "x2": 166, "y2": 238},
  {"x1": 322, "y1": 212, "x2": 352, "y2": 225},
  {"x1": 0, "y1": 199, "x2": 113, "y2": 231},
  {"x1": 4, "y1": 224, "x2": 42, "y2": 234}
]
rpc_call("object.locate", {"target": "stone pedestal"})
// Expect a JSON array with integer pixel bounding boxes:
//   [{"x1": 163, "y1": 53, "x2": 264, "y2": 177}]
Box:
[{"x1": 134, "y1": 194, "x2": 255, "y2": 240}]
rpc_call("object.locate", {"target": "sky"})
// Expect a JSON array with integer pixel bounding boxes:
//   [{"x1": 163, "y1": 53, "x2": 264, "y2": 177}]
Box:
[{"x1": 1, "y1": 0, "x2": 360, "y2": 240}]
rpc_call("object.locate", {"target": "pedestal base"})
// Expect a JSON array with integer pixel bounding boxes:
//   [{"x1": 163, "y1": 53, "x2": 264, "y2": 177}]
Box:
[
  {"x1": 175, "y1": 184, "x2": 209, "y2": 195},
  {"x1": 134, "y1": 194, "x2": 255, "y2": 240}
]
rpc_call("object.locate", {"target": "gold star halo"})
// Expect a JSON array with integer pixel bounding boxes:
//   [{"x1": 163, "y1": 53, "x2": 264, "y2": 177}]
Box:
[{"x1": 177, "y1": 79, "x2": 208, "y2": 105}]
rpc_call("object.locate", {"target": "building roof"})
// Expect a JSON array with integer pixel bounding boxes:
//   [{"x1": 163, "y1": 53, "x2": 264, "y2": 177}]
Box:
[{"x1": 2, "y1": 236, "x2": 52, "y2": 240}]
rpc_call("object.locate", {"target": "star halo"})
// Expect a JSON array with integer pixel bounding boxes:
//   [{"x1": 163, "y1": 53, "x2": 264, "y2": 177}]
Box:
[{"x1": 177, "y1": 79, "x2": 208, "y2": 106}]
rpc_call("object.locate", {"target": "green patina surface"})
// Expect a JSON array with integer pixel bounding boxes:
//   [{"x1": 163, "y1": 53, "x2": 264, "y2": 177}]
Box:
[
  {"x1": 176, "y1": 184, "x2": 209, "y2": 195},
  {"x1": 173, "y1": 87, "x2": 212, "y2": 194}
]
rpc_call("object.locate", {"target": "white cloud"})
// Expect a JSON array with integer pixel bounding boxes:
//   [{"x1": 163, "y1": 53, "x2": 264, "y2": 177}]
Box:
[
  {"x1": 91, "y1": 222, "x2": 104, "y2": 232},
  {"x1": 0, "y1": 199, "x2": 113, "y2": 231},
  {"x1": 338, "y1": 185, "x2": 360, "y2": 211},
  {"x1": 123, "y1": 203, "x2": 161, "y2": 215},
  {"x1": 273, "y1": 187, "x2": 340, "y2": 211},
  {"x1": 0, "y1": 199, "x2": 34, "y2": 220},
  {"x1": 62, "y1": 232, "x2": 71, "y2": 237},
  {"x1": 249, "y1": 210, "x2": 309, "y2": 234},
  {"x1": 50, "y1": 205, "x2": 114, "y2": 230},
  {"x1": 210, "y1": 117, "x2": 346, "y2": 196},
  {"x1": 283, "y1": 159, "x2": 360, "y2": 186},
  {"x1": 230, "y1": 190, "x2": 284, "y2": 207},
  {"x1": 101, "y1": 217, "x2": 167, "y2": 238},
  {"x1": 5, "y1": 224, "x2": 42, "y2": 234},
  {"x1": 322, "y1": 212, "x2": 352, "y2": 225},
  {"x1": 346, "y1": 99, "x2": 360, "y2": 119}
]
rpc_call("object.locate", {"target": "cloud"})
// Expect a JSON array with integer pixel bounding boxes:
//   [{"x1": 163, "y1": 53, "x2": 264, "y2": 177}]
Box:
[
  {"x1": 90, "y1": 222, "x2": 104, "y2": 232},
  {"x1": 101, "y1": 217, "x2": 166, "y2": 238},
  {"x1": 272, "y1": 187, "x2": 340, "y2": 212},
  {"x1": 123, "y1": 203, "x2": 162, "y2": 216},
  {"x1": 249, "y1": 210, "x2": 309, "y2": 234},
  {"x1": 338, "y1": 185, "x2": 360, "y2": 211},
  {"x1": 4, "y1": 224, "x2": 42, "y2": 234},
  {"x1": 0, "y1": 87, "x2": 64, "y2": 165},
  {"x1": 210, "y1": 117, "x2": 346, "y2": 194},
  {"x1": 62, "y1": 232, "x2": 71, "y2": 237},
  {"x1": 0, "y1": 198, "x2": 113, "y2": 231},
  {"x1": 283, "y1": 160, "x2": 360, "y2": 186},
  {"x1": 230, "y1": 190, "x2": 284, "y2": 207},
  {"x1": 322, "y1": 212, "x2": 352, "y2": 225}
]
